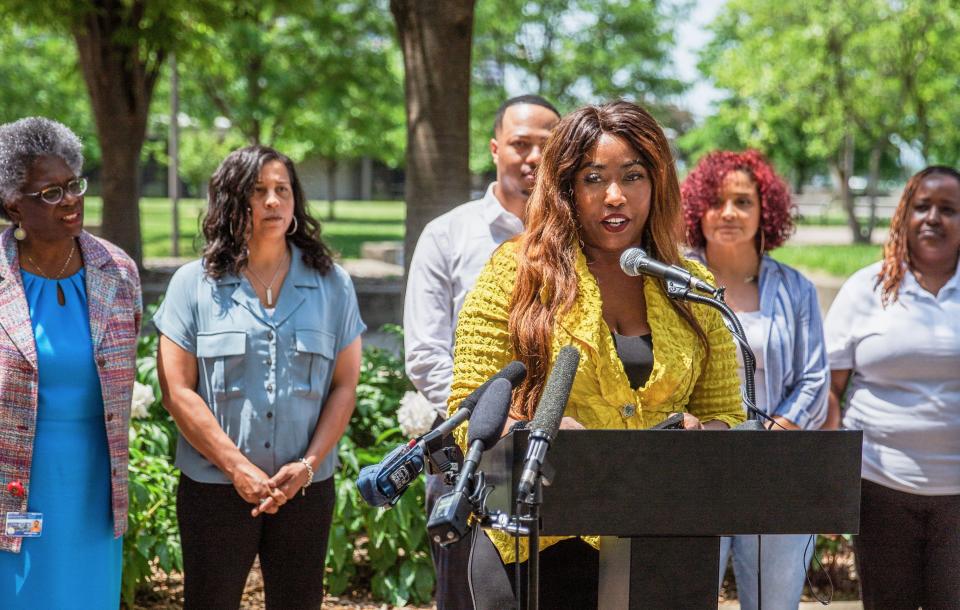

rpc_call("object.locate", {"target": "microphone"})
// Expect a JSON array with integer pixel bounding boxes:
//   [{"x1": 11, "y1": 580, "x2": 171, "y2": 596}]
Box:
[
  {"x1": 620, "y1": 247, "x2": 718, "y2": 296},
  {"x1": 355, "y1": 361, "x2": 526, "y2": 508},
  {"x1": 426, "y1": 377, "x2": 514, "y2": 546},
  {"x1": 516, "y1": 345, "x2": 580, "y2": 499},
  {"x1": 421, "y1": 360, "x2": 526, "y2": 446}
]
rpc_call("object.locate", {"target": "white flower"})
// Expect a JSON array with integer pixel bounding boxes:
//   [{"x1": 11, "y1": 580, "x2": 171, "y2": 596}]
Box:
[
  {"x1": 396, "y1": 391, "x2": 437, "y2": 438},
  {"x1": 131, "y1": 381, "x2": 155, "y2": 420}
]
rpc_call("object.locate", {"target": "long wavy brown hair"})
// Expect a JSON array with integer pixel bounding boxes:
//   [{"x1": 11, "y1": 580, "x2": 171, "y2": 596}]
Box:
[
  {"x1": 877, "y1": 165, "x2": 960, "y2": 306},
  {"x1": 202, "y1": 145, "x2": 333, "y2": 279},
  {"x1": 509, "y1": 101, "x2": 709, "y2": 419}
]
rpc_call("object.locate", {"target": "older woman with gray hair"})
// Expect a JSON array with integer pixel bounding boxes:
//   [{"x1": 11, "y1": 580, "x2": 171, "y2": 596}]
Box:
[{"x1": 0, "y1": 117, "x2": 141, "y2": 608}]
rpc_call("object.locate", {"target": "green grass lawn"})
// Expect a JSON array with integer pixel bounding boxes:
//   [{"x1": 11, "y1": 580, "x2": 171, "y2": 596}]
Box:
[
  {"x1": 771, "y1": 244, "x2": 883, "y2": 278},
  {"x1": 85, "y1": 197, "x2": 405, "y2": 259},
  {"x1": 86, "y1": 197, "x2": 882, "y2": 279}
]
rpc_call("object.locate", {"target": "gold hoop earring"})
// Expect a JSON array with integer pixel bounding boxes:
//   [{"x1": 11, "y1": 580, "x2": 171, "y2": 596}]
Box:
[
  {"x1": 13, "y1": 222, "x2": 26, "y2": 241},
  {"x1": 287, "y1": 216, "x2": 298, "y2": 236}
]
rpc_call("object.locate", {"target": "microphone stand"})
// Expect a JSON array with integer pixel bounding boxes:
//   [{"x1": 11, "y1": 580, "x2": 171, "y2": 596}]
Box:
[
  {"x1": 519, "y1": 478, "x2": 543, "y2": 610},
  {"x1": 661, "y1": 278, "x2": 769, "y2": 423},
  {"x1": 662, "y1": 277, "x2": 769, "y2": 610}
]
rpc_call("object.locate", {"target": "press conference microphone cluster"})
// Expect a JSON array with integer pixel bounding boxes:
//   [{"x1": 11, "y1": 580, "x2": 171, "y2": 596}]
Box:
[
  {"x1": 426, "y1": 377, "x2": 513, "y2": 546},
  {"x1": 517, "y1": 345, "x2": 580, "y2": 500},
  {"x1": 356, "y1": 361, "x2": 526, "y2": 508}
]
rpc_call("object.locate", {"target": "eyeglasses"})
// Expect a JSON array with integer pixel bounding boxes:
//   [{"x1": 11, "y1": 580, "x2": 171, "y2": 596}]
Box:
[{"x1": 22, "y1": 177, "x2": 88, "y2": 205}]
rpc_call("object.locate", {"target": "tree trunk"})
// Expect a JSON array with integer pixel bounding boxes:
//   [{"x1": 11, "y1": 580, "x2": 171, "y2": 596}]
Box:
[
  {"x1": 391, "y1": 0, "x2": 476, "y2": 273},
  {"x1": 72, "y1": 2, "x2": 162, "y2": 268},
  {"x1": 326, "y1": 158, "x2": 338, "y2": 220},
  {"x1": 835, "y1": 132, "x2": 868, "y2": 244},
  {"x1": 864, "y1": 137, "x2": 886, "y2": 243}
]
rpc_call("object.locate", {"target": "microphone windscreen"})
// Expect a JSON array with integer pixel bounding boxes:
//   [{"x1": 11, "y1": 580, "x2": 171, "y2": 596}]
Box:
[
  {"x1": 530, "y1": 345, "x2": 580, "y2": 439},
  {"x1": 467, "y1": 377, "x2": 514, "y2": 448},
  {"x1": 459, "y1": 360, "x2": 527, "y2": 414},
  {"x1": 356, "y1": 464, "x2": 390, "y2": 507}
]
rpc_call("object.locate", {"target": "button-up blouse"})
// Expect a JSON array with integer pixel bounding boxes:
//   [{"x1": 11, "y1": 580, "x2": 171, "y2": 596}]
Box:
[{"x1": 154, "y1": 246, "x2": 365, "y2": 483}]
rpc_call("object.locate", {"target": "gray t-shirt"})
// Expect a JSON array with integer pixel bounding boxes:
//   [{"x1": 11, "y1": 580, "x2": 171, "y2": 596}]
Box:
[{"x1": 154, "y1": 246, "x2": 366, "y2": 483}]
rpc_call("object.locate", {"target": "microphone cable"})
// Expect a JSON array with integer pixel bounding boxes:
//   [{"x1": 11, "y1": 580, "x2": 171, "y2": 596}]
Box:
[{"x1": 803, "y1": 534, "x2": 836, "y2": 605}]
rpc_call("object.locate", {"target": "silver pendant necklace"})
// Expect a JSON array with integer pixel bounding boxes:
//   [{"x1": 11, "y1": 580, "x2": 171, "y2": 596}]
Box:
[{"x1": 246, "y1": 250, "x2": 289, "y2": 307}]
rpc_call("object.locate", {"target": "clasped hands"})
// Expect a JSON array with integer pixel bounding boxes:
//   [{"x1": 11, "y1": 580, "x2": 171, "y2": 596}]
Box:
[{"x1": 230, "y1": 460, "x2": 312, "y2": 517}]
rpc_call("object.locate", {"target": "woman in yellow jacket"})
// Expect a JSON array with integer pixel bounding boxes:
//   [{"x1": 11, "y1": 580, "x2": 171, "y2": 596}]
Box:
[{"x1": 449, "y1": 101, "x2": 744, "y2": 610}]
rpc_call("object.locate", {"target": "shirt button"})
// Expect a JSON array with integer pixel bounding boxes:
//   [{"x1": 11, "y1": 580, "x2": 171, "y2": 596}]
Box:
[
  {"x1": 620, "y1": 403, "x2": 636, "y2": 418},
  {"x1": 106, "y1": 413, "x2": 114, "y2": 422},
  {"x1": 267, "y1": 331, "x2": 275, "y2": 340},
  {"x1": 266, "y1": 412, "x2": 273, "y2": 419},
  {"x1": 265, "y1": 358, "x2": 272, "y2": 366},
  {"x1": 97, "y1": 356, "x2": 106, "y2": 367},
  {"x1": 267, "y1": 384, "x2": 274, "y2": 392},
  {"x1": 264, "y1": 441, "x2": 271, "y2": 449}
]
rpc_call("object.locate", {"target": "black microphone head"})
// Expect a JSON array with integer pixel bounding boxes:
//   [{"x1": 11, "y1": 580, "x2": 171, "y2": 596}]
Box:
[
  {"x1": 498, "y1": 360, "x2": 527, "y2": 388},
  {"x1": 458, "y1": 361, "x2": 527, "y2": 415},
  {"x1": 619, "y1": 247, "x2": 648, "y2": 277},
  {"x1": 467, "y1": 377, "x2": 513, "y2": 448},
  {"x1": 531, "y1": 345, "x2": 580, "y2": 439}
]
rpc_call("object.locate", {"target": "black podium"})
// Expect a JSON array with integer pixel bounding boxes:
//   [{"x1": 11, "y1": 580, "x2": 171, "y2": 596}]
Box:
[{"x1": 479, "y1": 429, "x2": 862, "y2": 609}]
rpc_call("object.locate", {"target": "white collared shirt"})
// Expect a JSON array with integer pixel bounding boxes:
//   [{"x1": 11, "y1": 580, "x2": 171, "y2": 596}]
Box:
[
  {"x1": 404, "y1": 183, "x2": 524, "y2": 415},
  {"x1": 825, "y1": 260, "x2": 960, "y2": 495}
]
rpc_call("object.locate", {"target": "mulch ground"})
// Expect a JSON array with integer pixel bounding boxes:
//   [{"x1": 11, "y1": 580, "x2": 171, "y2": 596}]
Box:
[
  {"x1": 135, "y1": 543, "x2": 858, "y2": 608},
  {"x1": 133, "y1": 561, "x2": 437, "y2": 610}
]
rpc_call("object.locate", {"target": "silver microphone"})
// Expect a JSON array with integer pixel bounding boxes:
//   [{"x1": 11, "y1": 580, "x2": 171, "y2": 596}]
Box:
[{"x1": 619, "y1": 247, "x2": 718, "y2": 296}]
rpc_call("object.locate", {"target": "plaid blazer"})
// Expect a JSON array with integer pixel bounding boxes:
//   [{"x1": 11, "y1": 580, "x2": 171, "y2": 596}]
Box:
[{"x1": 0, "y1": 229, "x2": 141, "y2": 552}]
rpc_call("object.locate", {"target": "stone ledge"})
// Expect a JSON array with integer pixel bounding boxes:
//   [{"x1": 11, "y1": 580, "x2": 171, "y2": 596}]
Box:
[{"x1": 141, "y1": 257, "x2": 404, "y2": 333}]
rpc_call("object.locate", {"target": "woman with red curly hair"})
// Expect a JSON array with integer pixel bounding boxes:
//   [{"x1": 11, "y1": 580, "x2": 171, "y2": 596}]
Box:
[
  {"x1": 681, "y1": 150, "x2": 828, "y2": 610},
  {"x1": 824, "y1": 166, "x2": 960, "y2": 609}
]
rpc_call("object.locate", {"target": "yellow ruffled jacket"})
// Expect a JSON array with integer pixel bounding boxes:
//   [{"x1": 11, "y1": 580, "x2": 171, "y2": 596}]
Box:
[{"x1": 447, "y1": 240, "x2": 743, "y2": 563}]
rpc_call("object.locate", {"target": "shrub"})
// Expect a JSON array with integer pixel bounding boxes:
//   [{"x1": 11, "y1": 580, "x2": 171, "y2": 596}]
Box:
[
  {"x1": 326, "y1": 325, "x2": 435, "y2": 605},
  {"x1": 123, "y1": 323, "x2": 183, "y2": 607}
]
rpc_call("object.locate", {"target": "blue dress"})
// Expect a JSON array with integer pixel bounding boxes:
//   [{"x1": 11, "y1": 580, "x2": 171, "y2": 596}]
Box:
[{"x1": 0, "y1": 269, "x2": 122, "y2": 608}]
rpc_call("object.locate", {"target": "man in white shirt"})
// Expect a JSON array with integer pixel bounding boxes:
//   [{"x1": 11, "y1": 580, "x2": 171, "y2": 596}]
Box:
[{"x1": 404, "y1": 95, "x2": 560, "y2": 609}]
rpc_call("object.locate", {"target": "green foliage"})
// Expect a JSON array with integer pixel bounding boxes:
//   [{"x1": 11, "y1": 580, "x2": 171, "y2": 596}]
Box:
[
  {"x1": 470, "y1": 0, "x2": 689, "y2": 172},
  {"x1": 326, "y1": 325, "x2": 434, "y2": 606},
  {"x1": 682, "y1": 0, "x2": 960, "y2": 177},
  {"x1": 122, "y1": 309, "x2": 183, "y2": 607},
  {"x1": 0, "y1": 25, "x2": 99, "y2": 165},
  {"x1": 176, "y1": 0, "x2": 404, "y2": 170}
]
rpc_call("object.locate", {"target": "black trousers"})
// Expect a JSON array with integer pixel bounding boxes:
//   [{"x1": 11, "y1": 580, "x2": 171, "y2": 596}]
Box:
[
  {"x1": 177, "y1": 473, "x2": 336, "y2": 610},
  {"x1": 469, "y1": 531, "x2": 599, "y2": 610},
  {"x1": 855, "y1": 479, "x2": 960, "y2": 610}
]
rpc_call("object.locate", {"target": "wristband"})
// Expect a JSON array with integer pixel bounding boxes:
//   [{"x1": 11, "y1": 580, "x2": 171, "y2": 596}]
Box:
[{"x1": 299, "y1": 457, "x2": 314, "y2": 496}]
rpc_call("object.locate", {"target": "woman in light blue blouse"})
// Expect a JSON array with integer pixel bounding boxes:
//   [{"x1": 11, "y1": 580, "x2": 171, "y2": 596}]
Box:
[
  {"x1": 154, "y1": 145, "x2": 364, "y2": 609},
  {"x1": 682, "y1": 150, "x2": 828, "y2": 610}
]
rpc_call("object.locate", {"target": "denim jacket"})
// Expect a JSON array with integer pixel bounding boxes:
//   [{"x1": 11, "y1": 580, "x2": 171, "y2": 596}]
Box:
[{"x1": 689, "y1": 250, "x2": 828, "y2": 429}]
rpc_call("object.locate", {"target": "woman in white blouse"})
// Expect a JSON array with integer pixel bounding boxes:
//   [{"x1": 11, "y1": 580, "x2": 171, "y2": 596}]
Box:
[{"x1": 824, "y1": 166, "x2": 960, "y2": 610}]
